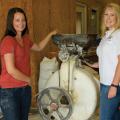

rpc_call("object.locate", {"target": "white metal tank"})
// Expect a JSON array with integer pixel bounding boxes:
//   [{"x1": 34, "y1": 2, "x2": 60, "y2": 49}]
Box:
[{"x1": 38, "y1": 57, "x2": 99, "y2": 120}]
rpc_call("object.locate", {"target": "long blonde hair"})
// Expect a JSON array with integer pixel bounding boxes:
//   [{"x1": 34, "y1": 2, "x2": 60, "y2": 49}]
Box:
[{"x1": 101, "y1": 3, "x2": 120, "y2": 36}]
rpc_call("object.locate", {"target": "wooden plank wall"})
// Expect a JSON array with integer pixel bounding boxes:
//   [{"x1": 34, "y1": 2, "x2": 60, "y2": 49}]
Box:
[
  {"x1": 31, "y1": 0, "x2": 103, "y2": 106},
  {"x1": 31, "y1": 0, "x2": 75, "y2": 107},
  {"x1": 1, "y1": 0, "x2": 120, "y2": 107},
  {"x1": 27, "y1": 0, "x2": 120, "y2": 107}
]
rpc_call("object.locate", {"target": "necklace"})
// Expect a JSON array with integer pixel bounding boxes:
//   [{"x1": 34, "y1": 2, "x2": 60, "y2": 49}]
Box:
[{"x1": 106, "y1": 29, "x2": 118, "y2": 40}]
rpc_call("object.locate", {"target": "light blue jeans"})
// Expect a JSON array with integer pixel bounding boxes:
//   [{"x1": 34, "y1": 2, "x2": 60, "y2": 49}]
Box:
[{"x1": 100, "y1": 84, "x2": 120, "y2": 120}]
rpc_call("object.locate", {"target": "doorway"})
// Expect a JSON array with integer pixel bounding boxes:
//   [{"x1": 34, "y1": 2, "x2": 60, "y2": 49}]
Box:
[{"x1": 76, "y1": 2, "x2": 87, "y2": 34}]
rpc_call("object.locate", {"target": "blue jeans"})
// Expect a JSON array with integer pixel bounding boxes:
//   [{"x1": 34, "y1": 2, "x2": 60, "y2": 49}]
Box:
[
  {"x1": 0, "y1": 85, "x2": 31, "y2": 120},
  {"x1": 100, "y1": 84, "x2": 120, "y2": 120}
]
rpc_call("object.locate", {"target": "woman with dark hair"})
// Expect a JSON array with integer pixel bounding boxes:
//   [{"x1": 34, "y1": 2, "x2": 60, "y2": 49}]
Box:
[{"x1": 0, "y1": 7, "x2": 57, "y2": 120}]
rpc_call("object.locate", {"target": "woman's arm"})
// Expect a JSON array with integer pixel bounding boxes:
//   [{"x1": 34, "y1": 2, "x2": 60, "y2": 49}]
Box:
[
  {"x1": 4, "y1": 53, "x2": 31, "y2": 84},
  {"x1": 108, "y1": 55, "x2": 120, "y2": 99},
  {"x1": 111, "y1": 55, "x2": 120, "y2": 85},
  {"x1": 31, "y1": 30, "x2": 57, "y2": 51},
  {"x1": 83, "y1": 60, "x2": 99, "y2": 68}
]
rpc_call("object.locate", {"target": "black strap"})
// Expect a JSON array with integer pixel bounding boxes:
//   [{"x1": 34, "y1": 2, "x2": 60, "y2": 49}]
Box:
[{"x1": 111, "y1": 84, "x2": 119, "y2": 88}]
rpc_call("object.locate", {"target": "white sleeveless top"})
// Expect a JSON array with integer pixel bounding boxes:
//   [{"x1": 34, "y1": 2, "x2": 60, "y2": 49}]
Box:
[{"x1": 97, "y1": 29, "x2": 120, "y2": 85}]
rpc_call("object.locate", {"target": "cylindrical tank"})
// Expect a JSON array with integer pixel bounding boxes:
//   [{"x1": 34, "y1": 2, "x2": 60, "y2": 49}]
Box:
[{"x1": 42, "y1": 57, "x2": 99, "y2": 120}]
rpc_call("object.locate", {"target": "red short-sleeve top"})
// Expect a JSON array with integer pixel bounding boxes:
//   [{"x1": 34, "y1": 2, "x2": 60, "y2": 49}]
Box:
[{"x1": 0, "y1": 35, "x2": 33, "y2": 88}]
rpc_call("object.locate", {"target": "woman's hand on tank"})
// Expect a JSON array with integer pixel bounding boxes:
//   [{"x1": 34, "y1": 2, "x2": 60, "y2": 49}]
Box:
[
  {"x1": 91, "y1": 62, "x2": 99, "y2": 68},
  {"x1": 82, "y1": 60, "x2": 99, "y2": 68},
  {"x1": 49, "y1": 30, "x2": 58, "y2": 37}
]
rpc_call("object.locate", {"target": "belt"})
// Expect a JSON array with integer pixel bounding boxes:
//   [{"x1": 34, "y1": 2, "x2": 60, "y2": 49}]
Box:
[{"x1": 0, "y1": 85, "x2": 30, "y2": 90}]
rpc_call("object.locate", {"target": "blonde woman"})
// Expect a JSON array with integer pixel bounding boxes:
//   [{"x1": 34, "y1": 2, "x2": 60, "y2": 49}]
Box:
[{"x1": 87, "y1": 3, "x2": 120, "y2": 120}]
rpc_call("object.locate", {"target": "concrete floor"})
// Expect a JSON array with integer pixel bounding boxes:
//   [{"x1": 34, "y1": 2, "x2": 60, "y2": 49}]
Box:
[
  {"x1": 29, "y1": 114, "x2": 99, "y2": 120},
  {"x1": 0, "y1": 108, "x2": 99, "y2": 120},
  {"x1": 28, "y1": 109, "x2": 99, "y2": 120},
  {"x1": 29, "y1": 108, "x2": 41, "y2": 120},
  {"x1": 29, "y1": 114, "x2": 41, "y2": 120}
]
